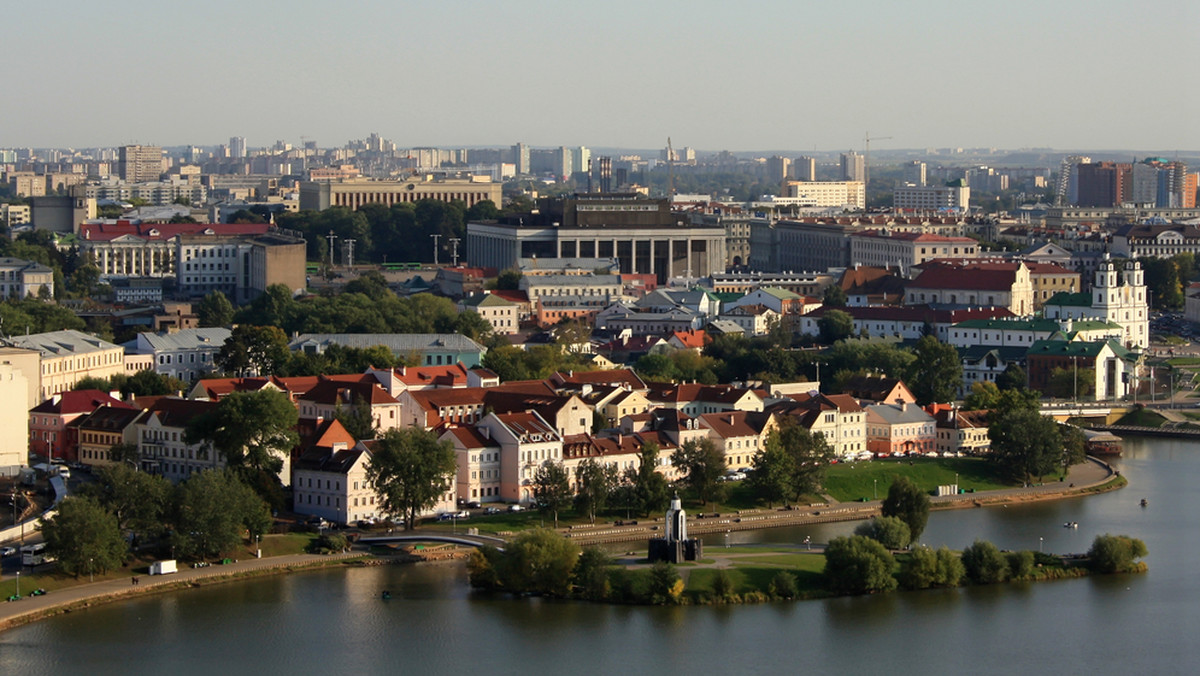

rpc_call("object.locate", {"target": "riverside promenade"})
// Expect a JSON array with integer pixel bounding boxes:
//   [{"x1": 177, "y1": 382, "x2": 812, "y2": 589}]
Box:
[{"x1": 0, "y1": 551, "x2": 362, "y2": 632}]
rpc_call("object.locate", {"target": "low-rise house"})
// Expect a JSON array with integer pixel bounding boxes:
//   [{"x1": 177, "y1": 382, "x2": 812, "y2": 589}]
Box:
[
  {"x1": 646, "y1": 382, "x2": 765, "y2": 417},
  {"x1": 865, "y1": 402, "x2": 937, "y2": 457},
  {"x1": 841, "y1": 375, "x2": 916, "y2": 405},
  {"x1": 799, "y1": 305, "x2": 1015, "y2": 342},
  {"x1": 137, "y1": 397, "x2": 222, "y2": 480},
  {"x1": 30, "y1": 389, "x2": 130, "y2": 463},
  {"x1": 295, "y1": 377, "x2": 403, "y2": 437},
  {"x1": 768, "y1": 392, "x2": 867, "y2": 458},
  {"x1": 441, "y1": 424, "x2": 503, "y2": 504},
  {"x1": 926, "y1": 404, "x2": 990, "y2": 456},
  {"x1": 958, "y1": 346, "x2": 1026, "y2": 396},
  {"x1": 72, "y1": 405, "x2": 148, "y2": 469},
  {"x1": 5, "y1": 329, "x2": 126, "y2": 402},
  {"x1": 1025, "y1": 339, "x2": 1137, "y2": 401},
  {"x1": 293, "y1": 419, "x2": 378, "y2": 526},
  {"x1": 458, "y1": 292, "x2": 519, "y2": 334},
  {"x1": 289, "y1": 333, "x2": 487, "y2": 369},
  {"x1": 719, "y1": 304, "x2": 780, "y2": 336},
  {"x1": 698, "y1": 410, "x2": 777, "y2": 469},
  {"x1": 476, "y1": 410, "x2": 563, "y2": 505},
  {"x1": 126, "y1": 327, "x2": 230, "y2": 382}
]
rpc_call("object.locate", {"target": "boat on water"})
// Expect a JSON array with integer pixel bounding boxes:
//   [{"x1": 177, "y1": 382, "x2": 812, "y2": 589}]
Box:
[{"x1": 1083, "y1": 428, "x2": 1123, "y2": 457}]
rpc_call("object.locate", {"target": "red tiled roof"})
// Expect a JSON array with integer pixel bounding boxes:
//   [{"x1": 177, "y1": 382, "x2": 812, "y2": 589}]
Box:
[
  {"x1": 31, "y1": 390, "x2": 130, "y2": 415},
  {"x1": 908, "y1": 265, "x2": 1019, "y2": 291}
]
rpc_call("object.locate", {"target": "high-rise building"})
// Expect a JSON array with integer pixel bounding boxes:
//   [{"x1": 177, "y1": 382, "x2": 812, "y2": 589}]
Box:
[
  {"x1": 230, "y1": 136, "x2": 247, "y2": 159},
  {"x1": 574, "y1": 146, "x2": 591, "y2": 177},
  {"x1": 795, "y1": 156, "x2": 817, "y2": 182},
  {"x1": 118, "y1": 145, "x2": 164, "y2": 182},
  {"x1": 766, "y1": 156, "x2": 791, "y2": 185},
  {"x1": 1056, "y1": 155, "x2": 1091, "y2": 205},
  {"x1": 1076, "y1": 162, "x2": 1131, "y2": 208},
  {"x1": 511, "y1": 143, "x2": 530, "y2": 176},
  {"x1": 841, "y1": 151, "x2": 865, "y2": 182},
  {"x1": 904, "y1": 161, "x2": 927, "y2": 187}
]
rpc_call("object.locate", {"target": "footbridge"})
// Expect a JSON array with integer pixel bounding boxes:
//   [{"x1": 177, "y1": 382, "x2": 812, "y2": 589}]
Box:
[
  {"x1": 1040, "y1": 401, "x2": 1134, "y2": 424},
  {"x1": 358, "y1": 531, "x2": 508, "y2": 551}
]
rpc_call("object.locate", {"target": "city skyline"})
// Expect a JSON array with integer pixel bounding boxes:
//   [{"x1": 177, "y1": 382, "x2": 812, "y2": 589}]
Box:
[{"x1": 6, "y1": 0, "x2": 1199, "y2": 151}]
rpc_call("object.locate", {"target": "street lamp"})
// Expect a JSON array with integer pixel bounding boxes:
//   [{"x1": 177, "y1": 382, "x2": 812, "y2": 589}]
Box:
[
  {"x1": 256, "y1": 534, "x2": 261, "y2": 559},
  {"x1": 89, "y1": 557, "x2": 93, "y2": 583},
  {"x1": 725, "y1": 530, "x2": 730, "y2": 549},
  {"x1": 15, "y1": 571, "x2": 19, "y2": 597},
  {"x1": 873, "y1": 479, "x2": 877, "y2": 500},
  {"x1": 1039, "y1": 537, "x2": 1044, "y2": 553}
]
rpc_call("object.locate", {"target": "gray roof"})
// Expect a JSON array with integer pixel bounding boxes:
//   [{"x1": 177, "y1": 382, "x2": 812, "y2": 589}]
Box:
[
  {"x1": 289, "y1": 333, "x2": 486, "y2": 354},
  {"x1": 524, "y1": 274, "x2": 621, "y2": 287},
  {"x1": 5, "y1": 329, "x2": 120, "y2": 357},
  {"x1": 0, "y1": 257, "x2": 52, "y2": 273},
  {"x1": 867, "y1": 402, "x2": 935, "y2": 425},
  {"x1": 134, "y1": 328, "x2": 232, "y2": 353}
]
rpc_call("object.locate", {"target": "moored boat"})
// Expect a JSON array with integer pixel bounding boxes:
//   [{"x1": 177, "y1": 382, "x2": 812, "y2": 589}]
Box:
[{"x1": 1083, "y1": 428, "x2": 1123, "y2": 456}]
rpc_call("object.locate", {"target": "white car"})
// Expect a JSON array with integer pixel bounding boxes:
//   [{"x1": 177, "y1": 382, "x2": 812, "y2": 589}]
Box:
[
  {"x1": 507, "y1": 504, "x2": 524, "y2": 512},
  {"x1": 1, "y1": 546, "x2": 16, "y2": 557}
]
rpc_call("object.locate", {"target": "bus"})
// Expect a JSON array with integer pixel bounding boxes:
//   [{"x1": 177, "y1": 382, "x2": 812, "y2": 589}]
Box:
[
  {"x1": 382, "y1": 262, "x2": 422, "y2": 271},
  {"x1": 21, "y1": 542, "x2": 55, "y2": 567}
]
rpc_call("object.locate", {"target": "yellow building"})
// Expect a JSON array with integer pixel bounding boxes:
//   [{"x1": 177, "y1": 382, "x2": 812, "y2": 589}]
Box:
[
  {"x1": 299, "y1": 175, "x2": 502, "y2": 211},
  {"x1": 4, "y1": 330, "x2": 125, "y2": 402}
]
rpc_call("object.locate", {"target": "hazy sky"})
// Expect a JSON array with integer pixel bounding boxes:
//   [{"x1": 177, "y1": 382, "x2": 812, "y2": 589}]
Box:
[{"x1": 9, "y1": 0, "x2": 1198, "y2": 152}]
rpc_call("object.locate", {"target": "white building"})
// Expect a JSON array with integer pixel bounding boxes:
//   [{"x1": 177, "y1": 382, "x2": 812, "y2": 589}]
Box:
[
  {"x1": 893, "y1": 184, "x2": 970, "y2": 212},
  {"x1": 779, "y1": 180, "x2": 866, "y2": 209},
  {"x1": 128, "y1": 328, "x2": 231, "y2": 382},
  {"x1": 1043, "y1": 258, "x2": 1149, "y2": 349}
]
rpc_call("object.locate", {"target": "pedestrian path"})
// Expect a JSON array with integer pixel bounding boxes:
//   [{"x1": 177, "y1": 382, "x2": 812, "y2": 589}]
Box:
[{"x1": 0, "y1": 551, "x2": 361, "y2": 629}]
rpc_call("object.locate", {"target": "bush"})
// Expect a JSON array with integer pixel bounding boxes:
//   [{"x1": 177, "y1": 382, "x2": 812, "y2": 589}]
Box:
[
  {"x1": 648, "y1": 561, "x2": 684, "y2": 605},
  {"x1": 935, "y1": 546, "x2": 965, "y2": 587},
  {"x1": 711, "y1": 569, "x2": 735, "y2": 601},
  {"x1": 1087, "y1": 534, "x2": 1148, "y2": 574},
  {"x1": 609, "y1": 568, "x2": 650, "y2": 604},
  {"x1": 310, "y1": 532, "x2": 348, "y2": 554},
  {"x1": 823, "y1": 535, "x2": 897, "y2": 595},
  {"x1": 467, "y1": 547, "x2": 502, "y2": 590},
  {"x1": 854, "y1": 516, "x2": 911, "y2": 550},
  {"x1": 961, "y1": 540, "x2": 1009, "y2": 584},
  {"x1": 573, "y1": 546, "x2": 612, "y2": 601},
  {"x1": 899, "y1": 546, "x2": 939, "y2": 590},
  {"x1": 769, "y1": 571, "x2": 799, "y2": 599},
  {"x1": 1006, "y1": 550, "x2": 1036, "y2": 579}
]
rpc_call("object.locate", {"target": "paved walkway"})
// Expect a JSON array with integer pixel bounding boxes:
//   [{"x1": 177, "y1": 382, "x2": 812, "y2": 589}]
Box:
[{"x1": 0, "y1": 551, "x2": 361, "y2": 630}]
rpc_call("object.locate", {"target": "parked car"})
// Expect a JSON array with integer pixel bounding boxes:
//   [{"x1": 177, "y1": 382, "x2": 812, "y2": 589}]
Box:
[
  {"x1": 0, "y1": 546, "x2": 16, "y2": 557},
  {"x1": 455, "y1": 510, "x2": 470, "y2": 519},
  {"x1": 484, "y1": 507, "x2": 500, "y2": 514},
  {"x1": 466, "y1": 501, "x2": 482, "y2": 509},
  {"x1": 507, "y1": 504, "x2": 524, "y2": 512}
]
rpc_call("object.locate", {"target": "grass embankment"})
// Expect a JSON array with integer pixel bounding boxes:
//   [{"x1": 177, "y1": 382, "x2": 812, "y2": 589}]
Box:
[
  {"x1": 1114, "y1": 408, "x2": 1170, "y2": 428},
  {"x1": 823, "y1": 457, "x2": 1012, "y2": 503},
  {"x1": 0, "y1": 532, "x2": 320, "y2": 599}
]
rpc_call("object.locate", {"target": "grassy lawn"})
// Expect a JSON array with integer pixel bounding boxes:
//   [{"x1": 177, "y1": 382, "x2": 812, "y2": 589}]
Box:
[
  {"x1": 686, "y1": 555, "x2": 827, "y2": 596},
  {"x1": 823, "y1": 457, "x2": 1013, "y2": 502},
  {"x1": 259, "y1": 532, "x2": 319, "y2": 558},
  {"x1": 1114, "y1": 408, "x2": 1169, "y2": 428},
  {"x1": 1166, "y1": 357, "x2": 1200, "y2": 367}
]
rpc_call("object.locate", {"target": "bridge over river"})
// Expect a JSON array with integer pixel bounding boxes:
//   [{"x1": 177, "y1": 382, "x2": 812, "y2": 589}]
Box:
[{"x1": 358, "y1": 531, "x2": 509, "y2": 551}]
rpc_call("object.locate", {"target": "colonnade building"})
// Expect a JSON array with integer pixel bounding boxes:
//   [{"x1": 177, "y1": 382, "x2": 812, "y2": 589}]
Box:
[
  {"x1": 467, "y1": 194, "x2": 725, "y2": 283},
  {"x1": 299, "y1": 175, "x2": 502, "y2": 211}
]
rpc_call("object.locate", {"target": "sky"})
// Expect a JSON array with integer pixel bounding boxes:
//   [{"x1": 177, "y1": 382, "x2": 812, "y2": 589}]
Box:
[{"x1": 8, "y1": 0, "x2": 1199, "y2": 153}]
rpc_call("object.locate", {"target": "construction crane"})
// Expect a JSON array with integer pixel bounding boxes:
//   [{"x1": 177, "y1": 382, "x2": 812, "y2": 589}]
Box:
[{"x1": 863, "y1": 131, "x2": 893, "y2": 191}]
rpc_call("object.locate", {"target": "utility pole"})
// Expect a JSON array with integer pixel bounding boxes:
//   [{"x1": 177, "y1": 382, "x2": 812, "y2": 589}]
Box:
[
  {"x1": 325, "y1": 230, "x2": 337, "y2": 272},
  {"x1": 430, "y1": 234, "x2": 441, "y2": 266},
  {"x1": 448, "y1": 237, "x2": 461, "y2": 266},
  {"x1": 344, "y1": 239, "x2": 356, "y2": 268}
]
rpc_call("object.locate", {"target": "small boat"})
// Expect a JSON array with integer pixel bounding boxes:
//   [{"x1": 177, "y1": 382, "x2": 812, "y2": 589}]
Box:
[
  {"x1": 1063, "y1": 522, "x2": 1079, "y2": 529},
  {"x1": 1140, "y1": 499, "x2": 1148, "y2": 508},
  {"x1": 1083, "y1": 429, "x2": 1123, "y2": 457},
  {"x1": 381, "y1": 590, "x2": 392, "y2": 600}
]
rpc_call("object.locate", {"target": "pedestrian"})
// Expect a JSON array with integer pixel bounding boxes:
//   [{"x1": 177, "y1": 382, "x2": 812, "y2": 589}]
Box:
[{"x1": 131, "y1": 576, "x2": 137, "y2": 586}]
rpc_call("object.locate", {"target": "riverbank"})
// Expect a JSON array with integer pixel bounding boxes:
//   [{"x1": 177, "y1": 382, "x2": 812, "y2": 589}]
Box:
[
  {"x1": 558, "y1": 456, "x2": 1122, "y2": 546},
  {"x1": 0, "y1": 552, "x2": 366, "y2": 633}
]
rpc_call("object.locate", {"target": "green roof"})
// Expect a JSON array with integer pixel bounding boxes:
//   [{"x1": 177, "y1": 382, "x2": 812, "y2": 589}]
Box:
[
  {"x1": 1066, "y1": 320, "x2": 1123, "y2": 332},
  {"x1": 1044, "y1": 291, "x2": 1092, "y2": 307},
  {"x1": 957, "y1": 345, "x2": 1028, "y2": 362},
  {"x1": 712, "y1": 292, "x2": 744, "y2": 304},
  {"x1": 954, "y1": 318, "x2": 1060, "y2": 332},
  {"x1": 1027, "y1": 339, "x2": 1137, "y2": 361},
  {"x1": 759, "y1": 286, "x2": 802, "y2": 301}
]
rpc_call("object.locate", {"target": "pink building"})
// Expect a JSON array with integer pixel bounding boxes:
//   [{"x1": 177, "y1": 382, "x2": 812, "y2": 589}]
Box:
[
  {"x1": 865, "y1": 402, "x2": 936, "y2": 457},
  {"x1": 29, "y1": 390, "x2": 131, "y2": 463}
]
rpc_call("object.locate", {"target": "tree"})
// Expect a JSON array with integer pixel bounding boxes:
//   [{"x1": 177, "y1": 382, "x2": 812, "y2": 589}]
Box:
[
  {"x1": 186, "y1": 389, "x2": 299, "y2": 475},
  {"x1": 494, "y1": 528, "x2": 580, "y2": 597},
  {"x1": 711, "y1": 569, "x2": 736, "y2": 601},
  {"x1": 532, "y1": 461, "x2": 572, "y2": 527},
  {"x1": 1087, "y1": 534, "x2": 1148, "y2": 574},
  {"x1": 963, "y1": 381, "x2": 1001, "y2": 411},
  {"x1": 79, "y1": 463, "x2": 171, "y2": 542},
  {"x1": 574, "y1": 458, "x2": 618, "y2": 523},
  {"x1": 988, "y1": 407, "x2": 1062, "y2": 483},
  {"x1": 41, "y1": 496, "x2": 127, "y2": 577},
  {"x1": 823, "y1": 535, "x2": 897, "y2": 595},
  {"x1": 899, "y1": 545, "x2": 964, "y2": 590},
  {"x1": 1007, "y1": 550, "x2": 1035, "y2": 579},
  {"x1": 118, "y1": 369, "x2": 186, "y2": 398},
  {"x1": 906, "y1": 335, "x2": 962, "y2": 405},
  {"x1": 961, "y1": 539, "x2": 1009, "y2": 584},
  {"x1": 671, "y1": 438, "x2": 726, "y2": 505},
  {"x1": 748, "y1": 434, "x2": 793, "y2": 507},
  {"x1": 1046, "y1": 366, "x2": 1095, "y2": 399},
  {"x1": 854, "y1": 515, "x2": 911, "y2": 550},
  {"x1": 881, "y1": 476, "x2": 931, "y2": 542},
  {"x1": 818, "y1": 309, "x2": 854, "y2": 344},
  {"x1": 197, "y1": 291, "x2": 235, "y2": 328},
  {"x1": 769, "y1": 571, "x2": 799, "y2": 599},
  {"x1": 171, "y1": 470, "x2": 270, "y2": 560},
  {"x1": 216, "y1": 324, "x2": 290, "y2": 377},
  {"x1": 366, "y1": 427, "x2": 457, "y2": 530},
  {"x1": 996, "y1": 363, "x2": 1027, "y2": 391},
  {"x1": 647, "y1": 561, "x2": 683, "y2": 604},
  {"x1": 574, "y1": 546, "x2": 613, "y2": 601},
  {"x1": 334, "y1": 395, "x2": 378, "y2": 441},
  {"x1": 71, "y1": 375, "x2": 112, "y2": 392},
  {"x1": 626, "y1": 442, "x2": 669, "y2": 516},
  {"x1": 774, "y1": 422, "x2": 835, "y2": 502},
  {"x1": 822, "y1": 284, "x2": 848, "y2": 308},
  {"x1": 495, "y1": 268, "x2": 523, "y2": 291}
]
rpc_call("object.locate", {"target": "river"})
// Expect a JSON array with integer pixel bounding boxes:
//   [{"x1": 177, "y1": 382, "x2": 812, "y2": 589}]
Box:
[{"x1": 0, "y1": 437, "x2": 1195, "y2": 675}]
